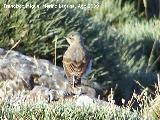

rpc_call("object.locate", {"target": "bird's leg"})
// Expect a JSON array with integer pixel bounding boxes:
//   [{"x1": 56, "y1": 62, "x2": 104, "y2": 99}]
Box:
[{"x1": 72, "y1": 76, "x2": 75, "y2": 88}]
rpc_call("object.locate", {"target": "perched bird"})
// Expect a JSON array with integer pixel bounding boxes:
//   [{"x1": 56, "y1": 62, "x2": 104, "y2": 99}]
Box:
[{"x1": 63, "y1": 31, "x2": 92, "y2": 87}]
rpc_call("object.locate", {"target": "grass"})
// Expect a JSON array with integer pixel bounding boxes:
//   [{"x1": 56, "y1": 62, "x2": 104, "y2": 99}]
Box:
[
  {"x1": 0, "y1": 79, "x2": 159, "y2": 120},
  {"x1": 0, "y1": 88, "x2": 159, "y2": 120},
  {"x1": 0, "y1": 101, "x2": 141, "y2": 120}
]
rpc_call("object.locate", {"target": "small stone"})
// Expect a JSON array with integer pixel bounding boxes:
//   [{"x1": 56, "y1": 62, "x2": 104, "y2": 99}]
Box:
[{"x1": 75, "y1": 95, "x2": 94, "y2": 106}]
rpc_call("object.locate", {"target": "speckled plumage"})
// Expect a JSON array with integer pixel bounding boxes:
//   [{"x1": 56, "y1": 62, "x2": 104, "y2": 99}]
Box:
[{"x1": 63, "y1": 31, "x2": 91, "y2": 87}]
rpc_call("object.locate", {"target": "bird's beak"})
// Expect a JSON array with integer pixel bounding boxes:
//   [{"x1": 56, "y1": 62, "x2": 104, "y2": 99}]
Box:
[{"x1": 63, "y1": 37, "x2": 67, "y2": 39}]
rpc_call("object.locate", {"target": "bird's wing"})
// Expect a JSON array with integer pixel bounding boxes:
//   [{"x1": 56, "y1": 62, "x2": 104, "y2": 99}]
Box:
[{"x1": 63, "y1": 55, "x2": 90, "y2": 78}]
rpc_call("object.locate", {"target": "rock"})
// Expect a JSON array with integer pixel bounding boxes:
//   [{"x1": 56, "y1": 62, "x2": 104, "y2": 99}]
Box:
[
  {"x1": 26, "y1": 86, "x2": 57, "y2": 103},
  {"x1": 0, "y1": 48, "x2": 68, "y2": 93},
  {"x1": 75, "y1": 95, "x2": 94, "y2": 106},
  {"x1": 0, "y1": 48, "x2": 105, "y2": 103}
]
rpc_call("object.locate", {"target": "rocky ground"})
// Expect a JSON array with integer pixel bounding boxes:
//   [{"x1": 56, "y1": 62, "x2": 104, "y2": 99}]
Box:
[
  {"x1": 0, "y1": 48, "x2": 106, "y2": 106},
  {"x1": 0, "y1": 48, "x2": 149, "y2": 119}
]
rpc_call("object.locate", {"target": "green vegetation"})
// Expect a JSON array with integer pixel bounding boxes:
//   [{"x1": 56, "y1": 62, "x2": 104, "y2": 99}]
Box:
[
  {"x1": 0, "y1": 0, "x2": 160, "y2": 119},
  {"x1": 0, "y1": 102, "x2": 141, "y2": 120}
]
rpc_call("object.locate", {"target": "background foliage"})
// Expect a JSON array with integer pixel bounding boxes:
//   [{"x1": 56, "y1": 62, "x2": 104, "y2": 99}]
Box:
[{"x1": 0, "y1": 0, "x2": 160, "y2": 105}]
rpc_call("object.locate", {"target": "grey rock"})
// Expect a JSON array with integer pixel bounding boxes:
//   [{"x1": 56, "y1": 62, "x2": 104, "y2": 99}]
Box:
[{"x1": 0, "y1": 48, "x2": 104, "y2": 103}]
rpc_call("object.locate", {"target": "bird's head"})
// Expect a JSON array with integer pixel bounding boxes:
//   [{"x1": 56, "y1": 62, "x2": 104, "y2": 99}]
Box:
[{"x1": 65, "y1": 31, "x2": 83, "y2": 45}]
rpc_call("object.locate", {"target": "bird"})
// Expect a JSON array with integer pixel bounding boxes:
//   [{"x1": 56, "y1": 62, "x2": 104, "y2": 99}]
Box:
[{"x1": 62, "y1": 31, "x2": 92, "y2": 88}]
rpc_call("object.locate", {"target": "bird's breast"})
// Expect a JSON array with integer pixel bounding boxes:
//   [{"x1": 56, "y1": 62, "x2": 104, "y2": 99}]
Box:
[{"x1": 65, "y1": 46, "x2": 85, "y2": 63}]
